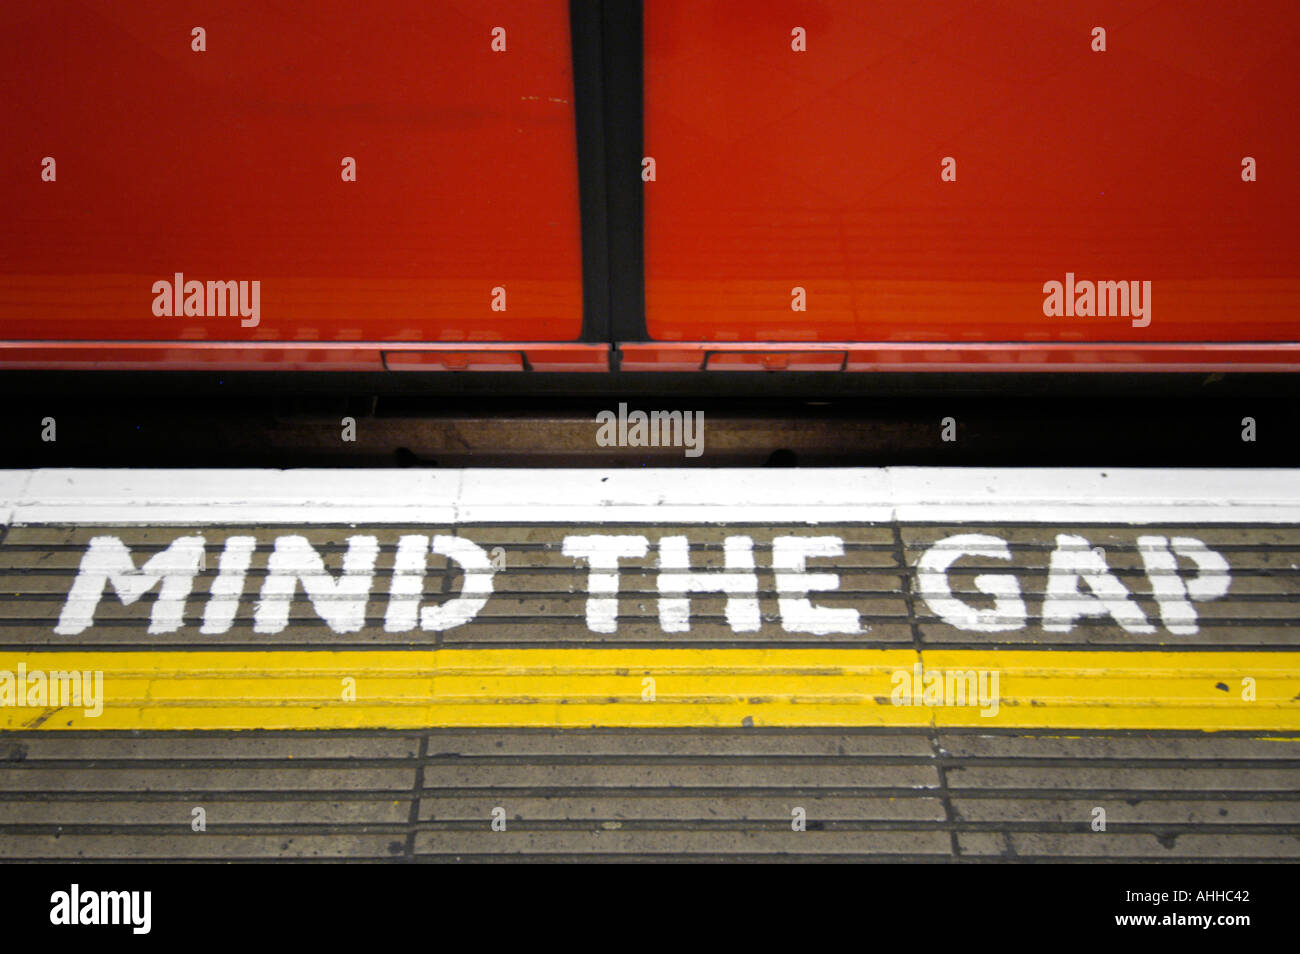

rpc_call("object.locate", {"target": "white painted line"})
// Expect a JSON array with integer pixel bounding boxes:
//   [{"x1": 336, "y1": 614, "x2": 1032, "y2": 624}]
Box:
[
  {"x1": 7, "y1": 470, "x2": 461, "y2": 526},
  {"x1": 0, "y1": 471, "x2": 30, "y2": 528},
  {"x1": 1, "y1": 468, "x2": 1298, "y2": 525}
]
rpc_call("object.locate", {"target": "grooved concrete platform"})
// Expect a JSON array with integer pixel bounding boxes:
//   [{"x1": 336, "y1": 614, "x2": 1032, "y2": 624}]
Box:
[
  {"x1": 0, "y1": 730, "x2": 1296, "y2": 861},
  {"x1": 0, "y1": 469, "x2": 1296, "y2": 861}
]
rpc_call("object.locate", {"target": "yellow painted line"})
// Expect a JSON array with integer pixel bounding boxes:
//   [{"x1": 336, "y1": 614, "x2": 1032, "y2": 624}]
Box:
[{"x1": 0, "y1": 649, "x2": 1296, "y2": 731}]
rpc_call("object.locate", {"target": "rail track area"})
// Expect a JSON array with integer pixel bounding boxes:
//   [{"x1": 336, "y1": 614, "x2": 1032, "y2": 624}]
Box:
[
  {"x1": 4, "y1": 377, "x2": 1300, "y2": 468},
  {"x1": 0, "y1": 468, "x2": 1296, "y2": 862}
]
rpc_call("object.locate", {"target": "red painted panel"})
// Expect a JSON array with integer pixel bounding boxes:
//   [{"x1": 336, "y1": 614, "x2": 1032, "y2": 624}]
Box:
[
  {"x1": 705, "y1": 350, "x2": 845, "y2": 371},
  {"x1": 619, "y1": 341, "x2": 1300, "y2": 373},
  {"x1": 382, "y1": 350, "x2": 526, "y2": 372},
  {"x1": 642, "y1": 1, "x2": 1300, "y2": 362},
  {"x1": 0, "y1": 341, "x2": 608, "y2": 372},
  {"x1": 0, "y1": 1, "x2": 584, "y2": 366}
]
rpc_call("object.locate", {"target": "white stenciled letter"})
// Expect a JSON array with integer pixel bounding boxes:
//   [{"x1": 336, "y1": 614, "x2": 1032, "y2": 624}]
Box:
[
  {"x1": 384, "y1": 535, "x2": 495, "y2": 633},
  {"x1": 915, "y1": 533, "x2": 1027, "y2": 632},
  {"x1": 1136, "y1": 535, "x2": 1230, "y2": 635},
  {"x1": 384, "y1": 535, "x2": 433, "y2": 633},
  {"x1": 56, "y1": 535, "x2": 205, "y2": 635},
  {"x1": 562, "y1": 535, "x2": 650, "y2": 633},
  {"x1": 1042, "y1": 534, "x2": 1154, "y2": 634},
  {"x1": 255, "y1": 535, "x2": 378, "y2": 634},
  {"x1": 200, "y1": 536, "x2": 257, "y2": 634},
  {"x1": 424, "y1": 535, "x2": 495, "y2": 631},
  {"x1": 657, "y1": 536, "x2": 760, "y2": 633},
  {"x1": 772, "y1": 537, "x2": 861, "y2": 634}
]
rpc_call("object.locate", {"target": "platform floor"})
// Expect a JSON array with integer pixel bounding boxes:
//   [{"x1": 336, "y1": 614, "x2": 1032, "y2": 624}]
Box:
[{"x1": 0, "y1": 468, "x2": 1296, "y2": 861}]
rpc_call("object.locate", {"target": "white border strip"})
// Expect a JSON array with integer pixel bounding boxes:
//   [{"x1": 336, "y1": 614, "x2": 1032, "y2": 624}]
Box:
[{"x1": 0, "y1": 468, "x2": 1298, "y2": 525}]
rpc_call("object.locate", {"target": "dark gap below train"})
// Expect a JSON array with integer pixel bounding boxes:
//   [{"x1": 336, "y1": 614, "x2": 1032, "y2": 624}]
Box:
[{"x1": 0, "y1": 382, "x2": 1295, "y2": 468}]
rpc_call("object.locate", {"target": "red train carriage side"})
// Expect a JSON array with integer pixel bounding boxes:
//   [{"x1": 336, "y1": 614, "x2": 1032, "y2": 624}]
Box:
[
  {"x1": 629, "y1": 0, "x2": 1300, "y2": 372},
  {"x1": 2, "y1": 1, "x2": 1297, "y2": 375},
  {"x1": 0, "y1": 0, "x2": 595, "y2": 372}
]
